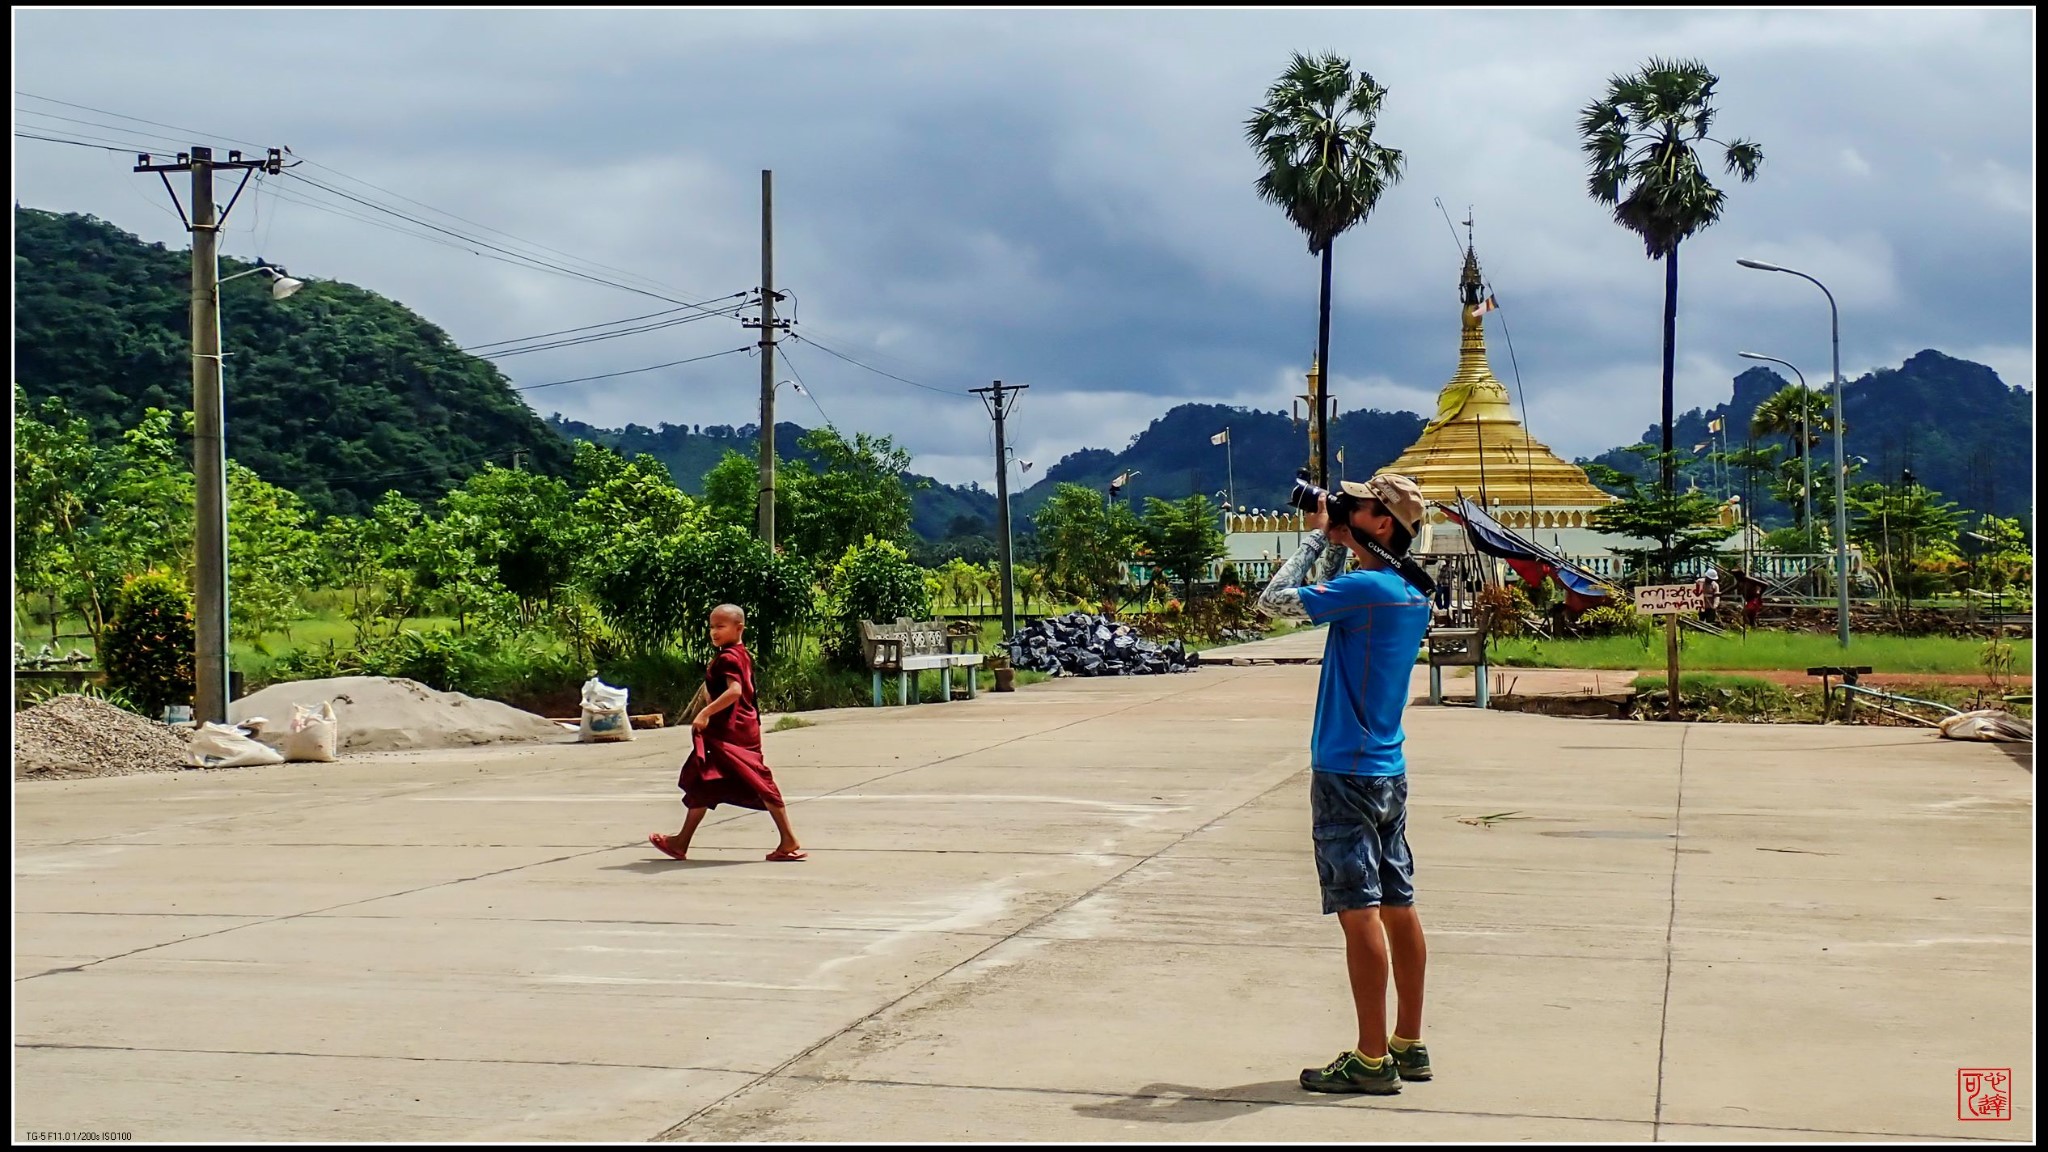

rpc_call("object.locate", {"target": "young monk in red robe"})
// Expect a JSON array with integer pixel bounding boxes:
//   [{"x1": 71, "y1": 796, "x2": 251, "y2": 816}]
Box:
[{"x1": 649, "y1": 604, "x2": 807, "y2": 862}]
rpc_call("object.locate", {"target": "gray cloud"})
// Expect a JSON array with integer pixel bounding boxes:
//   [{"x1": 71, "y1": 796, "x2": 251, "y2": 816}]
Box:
[{"x1": 13, "y1": 9, "x2": 2033, "y2": 488}]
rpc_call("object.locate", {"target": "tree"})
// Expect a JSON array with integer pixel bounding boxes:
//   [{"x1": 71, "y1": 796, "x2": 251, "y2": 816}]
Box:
[
  {"x1": 1845, "y1": 480, "x2": 1962, "y2": 599},
  {"x1": 1748, "y1": 383, "x2": 1836, "y2": 544},
  {"x1": 823, "y1": 536, "x2": 931, "y2": 670},
  {"x1": 441, "y1": 462, "x2": 576, "y2": 624},
  {"x1": 225, "y1": 460, "x2": 321, "y2": 644},
  {"x1": 1579, "y1": 58, "x2": 1762, "y2": 504},
  {"x1": 1584, "y1": 449, "x2": 1739, "y2": 582},
  {"x1": 699, "y1": 428, "x2": 918, "y2": 566},
  {"x1": 101, "y1": 569, "x2": 195, "y2": 718},
  {"x1": 12, "y1": 387, "x2": 99, "y2": 641},
  {"x1": 702, "y1": 447, "x2": 767, "y2": 535},
  {"x1": 1966, "y1": 514, "x2": 2031, "y2": 596},
  {"x1": 1247, "y1": 52, "x2": 1405, "y2": 488},
  {"x1": 1140, "y1": 494, "x2": 1228, "y2": 601},
  {"x1": 1032, "y1": 483, "x2": 1142, "y2": 604},
  {"x1": 780, "y1": 427, "x2": 919, "y2": 565}
]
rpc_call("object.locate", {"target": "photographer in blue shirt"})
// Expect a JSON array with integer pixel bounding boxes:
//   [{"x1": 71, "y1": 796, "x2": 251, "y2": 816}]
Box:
[{"x1": 1258, "y1": 472, "x2": 1434, "y2": 1095}]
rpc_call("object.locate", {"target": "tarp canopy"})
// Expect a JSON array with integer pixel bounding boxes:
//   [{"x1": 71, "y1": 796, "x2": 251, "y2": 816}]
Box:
[{"x1": 1441, "y1": 498, "x2": 1617, "y2": 616}]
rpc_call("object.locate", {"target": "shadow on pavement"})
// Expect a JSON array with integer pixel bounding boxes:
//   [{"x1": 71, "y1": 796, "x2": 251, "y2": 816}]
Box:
[
  {"x1": 1995, "y1": 742, "x2": 2034, "y2": 772},
  {"x1": 602, "y1": 859, "x2": 749, "y2": 874},
  {"x1": 1071, "y1": 1081, "x2": 1308, "y2": 1124}
]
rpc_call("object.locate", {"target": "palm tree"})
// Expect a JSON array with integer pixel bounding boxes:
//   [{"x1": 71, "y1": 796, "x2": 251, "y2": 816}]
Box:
[
  {"x1": 1579, "y1": 58, "x2": 1763, "y2": 506},
  {"x1": 1247, "y1": 52, "x2": 1405, "y2": 488},
  {"x1": 1749, "y1": 383, "x2": 1835, "y2": 547}
]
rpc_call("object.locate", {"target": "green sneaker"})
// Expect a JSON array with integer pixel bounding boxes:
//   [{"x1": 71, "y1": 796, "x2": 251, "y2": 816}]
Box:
[
  {"x1": 1299, "y1": 1049, "x2": 1402, "y2": 1095},
  {"x1": 1388, "y1": 1038, "x2": 1432, "y2": 1081}
]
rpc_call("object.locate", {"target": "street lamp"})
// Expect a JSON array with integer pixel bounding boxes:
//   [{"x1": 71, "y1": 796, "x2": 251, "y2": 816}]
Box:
[
  {"x1": 1738, "y1": 351, "x2": 1817, "y2": 555},
  {"x1": 221, "y1": 260, "x2": 304, "y2": 299},
  {"x1": 1738, "y1": 258, "x2": 1851, "y2": 648}
]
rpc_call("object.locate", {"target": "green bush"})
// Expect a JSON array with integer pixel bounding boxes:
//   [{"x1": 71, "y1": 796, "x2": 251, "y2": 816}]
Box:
[
  {"x1": 1576, "y1": 604, "x2": 1653, "y2": 643},
  {"x1": 823, "y1": 535, "x2": 930, "y2": 670},
  {"x1": 101, "y1": 569, "x2": 195, "y2": 718},
  {"x1": 584, "y1": 525, "x2": 813, "y2": 665}
]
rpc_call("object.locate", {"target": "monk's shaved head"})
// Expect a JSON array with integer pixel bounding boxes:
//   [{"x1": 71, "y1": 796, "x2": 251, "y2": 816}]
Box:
[{"x1": 711, "y1": 604, "x2": 746, "y2": 625}]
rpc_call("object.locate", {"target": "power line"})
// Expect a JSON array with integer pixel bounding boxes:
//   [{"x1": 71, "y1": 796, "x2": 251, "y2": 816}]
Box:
[
  {"x1": 785, "y1": 331, "x2": 972, "y2": 398},
  {"x1": 288, "y1": 171, "x2": 732, "y2": 312},
  {"x1": 14, "y1": 90, "x2": 265, "y2": 151},
  {"x1": 463, "y1": 296, "x2": 753, "y2": 357},
  {"x1": 15, "y1": 107, "x2": 191, "y2": 149},
  {"x1": 776, "y1": 343, "x2": 834, "y2": 428},
  {"x1": 14, "y1": 88, "x2": 704, "y2": 305},
  {"x1": 464, "y1": 300, "x2": 741, "y2": 351},
  {"x1": 294, "y1": 158, "x2": 696, "y2": 300},
  {"x1": 14, "y1": 129, "x2": 157, "y2": 153},
  {"x1": 512, "y1": 345, "x2": 752, "y2": 393}
]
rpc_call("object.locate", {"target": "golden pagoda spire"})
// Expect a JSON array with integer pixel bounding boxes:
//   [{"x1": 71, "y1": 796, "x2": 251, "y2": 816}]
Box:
[
  {"x1": 1377, "y1": 232, "x2": 1617, "y2": 516},
  {"x1": 1423, "y1": 242, "x2": 1514, "y2": 433}
]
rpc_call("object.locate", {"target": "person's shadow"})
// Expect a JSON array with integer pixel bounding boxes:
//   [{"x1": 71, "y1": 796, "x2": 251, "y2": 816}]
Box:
[
  {"x1": 1071, "y1": 1081, "x2": 1307, "y2": 1124},
  {"x1": 604, "y1": 859, "x2": 748, "y2": 874}
]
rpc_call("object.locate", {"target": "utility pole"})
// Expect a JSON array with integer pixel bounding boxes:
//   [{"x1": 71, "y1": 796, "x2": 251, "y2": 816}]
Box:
[
  {"x1": 136, "y1": 145, "x2": 283, "y2": 724},
  {"x1": 972, "y1": 380, "x2": 1027, "y2": 640},
  {"x1": 741, "y1": 170, "x2": 788, "y2": 550}
]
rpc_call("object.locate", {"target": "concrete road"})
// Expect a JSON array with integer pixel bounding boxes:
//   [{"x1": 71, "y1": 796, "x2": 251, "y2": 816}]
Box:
[{"x1": 13, "y1": 667, "x2": 2033, "y2": 1142}]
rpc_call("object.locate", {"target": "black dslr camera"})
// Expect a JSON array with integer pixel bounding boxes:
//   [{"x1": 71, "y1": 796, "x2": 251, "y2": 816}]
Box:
[
  {"x1": 1285, "y1": 469, "x2": 1435, "y2": 597},
  {"x1": 1287, "y1": 469, "x2": 1361, "y2": 521}
]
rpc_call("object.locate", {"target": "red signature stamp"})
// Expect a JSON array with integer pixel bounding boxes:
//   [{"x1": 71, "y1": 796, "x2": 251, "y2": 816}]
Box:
[{"x1": 1957, "y1": 1068, "x2": 2012, "y2": 1121}]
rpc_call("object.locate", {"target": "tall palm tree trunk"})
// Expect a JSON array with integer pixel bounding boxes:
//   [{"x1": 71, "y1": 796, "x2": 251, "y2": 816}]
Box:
[
  {"x1": 1314, "y1": 241, "x2": 1335, "y2": 488},
  {"x1": 1658, "y1": 241, "x2": 1680, "y2": 578},
  {"x1": 1659, "y1": 242, "x2": 1679, "y2": 497}
]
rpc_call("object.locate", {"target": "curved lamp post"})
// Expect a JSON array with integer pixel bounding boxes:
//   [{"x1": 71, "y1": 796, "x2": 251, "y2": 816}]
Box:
[
  {"x1": 1738, "y1": 351, "x2": 1817, "y2": 555},
  {"x1": 1737, "y1": 259, "x2": 1850, "y2": 648}
]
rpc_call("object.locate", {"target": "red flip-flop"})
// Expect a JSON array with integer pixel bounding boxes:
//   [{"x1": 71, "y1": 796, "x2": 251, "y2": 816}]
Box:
[
  {"x1": 765, "y1": 848, "x2": 808, "y2": 862},
  {"x1": 648, "y1": 833, "x2": 688, "y2": 861}
]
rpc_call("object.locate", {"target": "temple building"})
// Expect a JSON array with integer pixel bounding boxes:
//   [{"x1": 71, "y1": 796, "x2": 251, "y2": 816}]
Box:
[
  {"x1": 1375, "y1": 242, "x2": 1622, "y2": 558},
  {"x1": 1216, "y1": 241, "x2": 1761, "y2": 585}
]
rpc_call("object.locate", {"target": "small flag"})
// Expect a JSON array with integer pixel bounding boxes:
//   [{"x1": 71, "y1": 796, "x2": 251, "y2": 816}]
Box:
[
  {"x1": 1211, "y1": 430, "x2": 1229, "y2": 446},
  {"x1": 1693, "y1": 442, "x2": 1708, "y2": 453},
  {"x1": 1111, "y1": 471, "x2": 1130, "y2": 490},
  {"x1": 1337, "y1": 447, "x2": 1346, "y2": 465},
  {"x1": 1471, "y1": 294, "x2": 1499, "y2": 317},
  {"x1": 1707, "y1": 417, "x2": 1724, "y2": 433}
]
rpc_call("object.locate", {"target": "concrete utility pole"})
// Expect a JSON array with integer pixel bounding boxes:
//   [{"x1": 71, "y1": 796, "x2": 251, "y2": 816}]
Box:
[
  {"x1": 972, "y1": 380, "x2": 1028, "y2": 641},
  {"x1": 135, "y1": 145, "x2": 284, "y2": 724},
  {"x1": 742, "y1": 170, "x2": 789, "y2": 550}
]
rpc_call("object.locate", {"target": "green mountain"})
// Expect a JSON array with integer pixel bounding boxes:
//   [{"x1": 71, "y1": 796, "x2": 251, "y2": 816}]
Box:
[
  {"x1": 13, "y1": 207, "x2": 573, "y2": 515},
  {"x1": 541, "y1": 414, "x2": 1000, "y2": 541},
  {"x1": 1010, "y1": 402, "x2": 1430, "y2": 519},
  {"x1": 1582, "y1": 352, "x2": 2033, "y2": 524}
]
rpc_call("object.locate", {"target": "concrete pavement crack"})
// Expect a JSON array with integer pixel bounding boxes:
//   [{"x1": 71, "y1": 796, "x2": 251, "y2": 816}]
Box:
[{"x1": 1650, "y1": 722, "x2": 1691, "y2": 1141}]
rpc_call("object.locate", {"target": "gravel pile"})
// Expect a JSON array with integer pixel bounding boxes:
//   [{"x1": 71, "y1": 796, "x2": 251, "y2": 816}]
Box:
[
  {"x1": 1008, "y1": 613, "x2": 1192, "y2": 677},
  {"x1": 13, "y1": 694, "x2": 194, "y2": 780}
]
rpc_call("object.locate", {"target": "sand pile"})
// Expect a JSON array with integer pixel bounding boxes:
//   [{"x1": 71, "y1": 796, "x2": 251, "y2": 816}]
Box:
[
  {"x1": 229, "y1": 676, "x2": 568, "y2": 754},
  {"x1": 14, "y1": 694, "x2": 194, "y2": 780}
]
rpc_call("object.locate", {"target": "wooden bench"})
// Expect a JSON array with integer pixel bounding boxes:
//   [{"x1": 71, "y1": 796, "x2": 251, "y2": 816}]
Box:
[
  {"x1": 1427, "y1": 605, "x2": 1495, "y2": 709},
  {"x1": 1807, "y1": 665, "x2": 1873, "y2": 723},
  {"x1": 860, "y1": 617, "x2": 986, "y2": 707}
]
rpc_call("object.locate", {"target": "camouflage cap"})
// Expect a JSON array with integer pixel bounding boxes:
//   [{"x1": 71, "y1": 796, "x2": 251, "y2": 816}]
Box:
[{"x1": 1339, "y1": 473, "x2": 1427, "y2": 538}]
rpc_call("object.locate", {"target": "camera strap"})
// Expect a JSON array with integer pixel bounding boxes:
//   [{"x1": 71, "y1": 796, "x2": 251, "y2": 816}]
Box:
[{"x1": 1358, "y1": 538, "x2": 1436, "y2": 597}]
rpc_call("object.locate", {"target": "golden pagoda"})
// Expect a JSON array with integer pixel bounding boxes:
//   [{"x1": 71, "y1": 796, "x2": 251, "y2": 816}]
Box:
[{"x1": 1377, "y1": 242, "x2": 1615, "y2": 542}]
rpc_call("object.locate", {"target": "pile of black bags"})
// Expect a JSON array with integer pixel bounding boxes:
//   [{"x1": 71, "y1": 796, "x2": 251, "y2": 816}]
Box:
[{"x1": 1007, "y1": 613, "x2": 1192, "y2": 676}]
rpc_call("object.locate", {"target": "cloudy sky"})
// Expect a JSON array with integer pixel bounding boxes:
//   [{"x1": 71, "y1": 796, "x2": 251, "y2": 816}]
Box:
[{"x1": 13, "y1": 8, "x2": 2035, "y2": 487}]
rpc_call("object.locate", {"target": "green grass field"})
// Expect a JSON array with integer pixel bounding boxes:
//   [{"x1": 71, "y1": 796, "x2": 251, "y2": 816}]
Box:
[{"x1": 1489, "y1": 630, "x2": 2030, "y2": 675}]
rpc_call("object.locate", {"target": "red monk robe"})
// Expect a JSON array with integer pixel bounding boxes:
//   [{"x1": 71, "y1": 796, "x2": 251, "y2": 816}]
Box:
[{"x1": 678, "y1": 641, "x2": 786, "y2": 810}]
